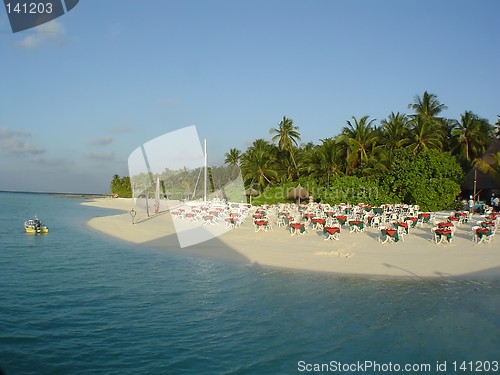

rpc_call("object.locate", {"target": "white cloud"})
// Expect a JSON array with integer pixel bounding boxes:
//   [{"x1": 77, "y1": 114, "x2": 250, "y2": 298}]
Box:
[
  {"x1": 90, "y1": 137, "x2": 113, "y2": 146},
  {"x1": 28, "y1": 155, "x2": 74, "y2": 166},
  {"x1": 0, "y1": 126, "x2": 46, "y2": 156},
  {"x1": 18, "y1": 20, "x2": 66, "y2": 48}
]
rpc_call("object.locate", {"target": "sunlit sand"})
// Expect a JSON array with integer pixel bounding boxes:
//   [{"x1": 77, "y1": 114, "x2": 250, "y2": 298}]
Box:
[{"x1": 83, "y1": 198, "x2": 500, "y2": 280}]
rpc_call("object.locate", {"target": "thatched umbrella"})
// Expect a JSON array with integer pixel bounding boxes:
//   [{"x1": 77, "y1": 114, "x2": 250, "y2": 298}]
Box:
[
  {"x1": 211, "y1": 188, "x2": 228, "y2": 201},
  {"x1": 183, "y1": 191, "x2": 194, "y2": 200},
  {"x1": 287, "y1": 184, "x2": 309, "y2": 204},
  {"x1": 245, "y1": 188, "x2": 259, "y2": 205}
]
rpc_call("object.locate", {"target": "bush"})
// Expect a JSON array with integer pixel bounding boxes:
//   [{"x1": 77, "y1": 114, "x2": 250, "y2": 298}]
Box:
[{"x1": 381, "y1": 149, "x2": 463, "y2": 211}]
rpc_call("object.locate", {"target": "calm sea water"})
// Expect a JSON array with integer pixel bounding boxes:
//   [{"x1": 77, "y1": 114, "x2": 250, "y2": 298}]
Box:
[{"x1": 1, "y1": 192, "x2": 499, "y2": 375}]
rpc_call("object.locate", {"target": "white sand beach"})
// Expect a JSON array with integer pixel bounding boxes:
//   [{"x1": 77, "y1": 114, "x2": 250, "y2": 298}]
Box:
[{"x1": 83, "y1": 198, "x2": 500, "y2": 279}]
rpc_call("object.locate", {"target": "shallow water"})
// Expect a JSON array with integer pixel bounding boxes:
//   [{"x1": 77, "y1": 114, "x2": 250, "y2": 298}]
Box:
[{"x1": 1, "y1": 192, "x2": 499, "y2": 374}]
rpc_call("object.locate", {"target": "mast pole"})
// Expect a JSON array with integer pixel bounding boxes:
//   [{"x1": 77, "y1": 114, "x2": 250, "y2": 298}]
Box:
[{"x1": 204, "y1": 139, "x2": 208, "y2": 203}]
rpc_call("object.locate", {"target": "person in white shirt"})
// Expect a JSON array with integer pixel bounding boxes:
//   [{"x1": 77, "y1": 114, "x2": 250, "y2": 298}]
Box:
[{"x1": 468, "y1": 195, "x2": 474, "y2": 213}]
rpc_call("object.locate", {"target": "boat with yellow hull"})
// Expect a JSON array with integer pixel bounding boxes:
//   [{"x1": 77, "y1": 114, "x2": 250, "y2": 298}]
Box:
[{"x1": 24, "y1": 218, "x2": 49, "y2": 234}]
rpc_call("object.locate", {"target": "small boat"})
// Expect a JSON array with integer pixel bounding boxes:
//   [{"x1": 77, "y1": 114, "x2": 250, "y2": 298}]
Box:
[{"x1": 24, "y1": 217, "x2": 49, "y2": 234}]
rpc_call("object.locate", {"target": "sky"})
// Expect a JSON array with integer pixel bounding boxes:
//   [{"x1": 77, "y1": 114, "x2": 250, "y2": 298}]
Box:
[{"x1": 0, "y1": 0, "x2": 499, "y2": 194}]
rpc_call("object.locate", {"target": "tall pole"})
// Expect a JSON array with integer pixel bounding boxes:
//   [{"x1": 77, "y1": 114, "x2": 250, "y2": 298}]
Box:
[
  {"x1": 204, "y1": 139, "x2": 207, "y2": 203},
  {"x1": 473, "y1": 168, "x2": 477, "y2": 202}
]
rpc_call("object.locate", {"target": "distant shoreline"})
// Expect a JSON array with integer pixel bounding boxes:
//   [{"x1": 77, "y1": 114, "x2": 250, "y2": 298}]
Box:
[
  {"x1": 51, "y1": 193, "x2": 109, "y2": 199},
  {"x1": 0, "y1": 190, "x2": 108, "y2": 198}
]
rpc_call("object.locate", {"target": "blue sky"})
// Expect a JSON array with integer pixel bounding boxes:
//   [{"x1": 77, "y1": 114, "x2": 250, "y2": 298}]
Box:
[{"x1": 1, "y1": 0, "x2": 499, "y2": 193}]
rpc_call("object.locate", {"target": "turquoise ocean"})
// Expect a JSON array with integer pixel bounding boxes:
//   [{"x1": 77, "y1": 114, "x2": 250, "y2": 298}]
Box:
[{"x1": 1, "y1": 192, "x2": 499, "y2": 374}]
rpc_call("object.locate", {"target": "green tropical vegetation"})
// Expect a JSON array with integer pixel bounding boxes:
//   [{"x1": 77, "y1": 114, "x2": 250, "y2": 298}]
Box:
[
  {"x1": 228, "y1": 91, "x2": 497, "y2": 210},
  {"x1": 110, "y1": 175, "x2": 132, "y2": 198},
  {"x1": 110, "y1": 92, "x2": 497, "y2": 210}
]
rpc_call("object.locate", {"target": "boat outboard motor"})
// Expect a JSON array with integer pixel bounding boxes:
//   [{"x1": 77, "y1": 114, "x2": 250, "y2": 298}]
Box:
[{"x1": 34, "y1": 219, "x2": 41, "y2": 234}]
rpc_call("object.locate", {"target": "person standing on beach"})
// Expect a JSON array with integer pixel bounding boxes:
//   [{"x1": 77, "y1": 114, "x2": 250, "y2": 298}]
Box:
[{"x1": 468, "y1": 195, "x2": 474, "y2": 213}]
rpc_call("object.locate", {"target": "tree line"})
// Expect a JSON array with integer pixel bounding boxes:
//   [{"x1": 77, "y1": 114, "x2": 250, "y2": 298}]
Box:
[
  {"x1": 225, "y1": 91, "x2": 500, "y2": 210},
  {"x1": 110, "y1": 91, "x2": 499, "y2": 210}
]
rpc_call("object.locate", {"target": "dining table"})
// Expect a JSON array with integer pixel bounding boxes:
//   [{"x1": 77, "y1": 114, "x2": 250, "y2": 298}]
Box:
[
  {"x1": 185, "y1": 213, "x2": 197, "y2": 222},
  {"x1": 394, "y1": 221, "x2": 409, "y2": 234},
  {"x1": 481, "y1": 221, "x2": 496, "y2": 228},
  {"x1": 202, "y1": 215, "x2": 215, "y2": 225},
  {"x1": 405, "y1": 217, "x2": 419, "y2": 227},
  {"x1": 225, "y1": 217, "x2": 238, "y2": 228},
  {"x1": 311, "y1": 217, "x2": 326, "y2": 230},
  {"x1": 290, "y1": 222, "x2": 306, "y2": 236},
  {"x1": 171, "y1": 210, "x2": 182, "y2": 218},
  {"x1": 418, "y1": 213, "x2": 431, "y2": 223},
  {"x1": 334, "y1": 215, "x2": 347, "y2": 225},
  {"x1": 380, "y1": 228, "x2": 399, "y2": 243},
  {"x1": 323, "y1": 226, "x2": 341, "y2": 240},
  {"x1": 475, "y1": 227, "x2": 492, "y2": 243},
  {"x1": 487, "y1": 212, "x2": 499, "y2": 220},
  {"x1": 434, "y1": 228, "x2": 453, "y2": 243},
  {"x1": 254, "y1": 219, "x2": 269, "y2": 232},
  {"x1": 438, "y1": 222, "x2": 453, "y2": 229},
  {"x1": 348, "y1": 220, "x2": 365, "y2": 232}
]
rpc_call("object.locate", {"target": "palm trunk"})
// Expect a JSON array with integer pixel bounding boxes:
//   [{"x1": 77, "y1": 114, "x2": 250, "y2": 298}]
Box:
[{"x1": 290, "y1": 150, "x2": 300, "y2": 178}]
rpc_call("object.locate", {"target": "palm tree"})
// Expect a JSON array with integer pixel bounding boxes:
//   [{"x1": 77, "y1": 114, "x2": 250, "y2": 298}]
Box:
[
  {"x1": 380, "y1": 112, "x2": 410, "y2": 150},
  {"x1": 473, "y1": 151, "x2": 500, "y2": 185},
  {"x1": 380, "y1": 112, "x2": 410, "y2": 165},
  {"x1": 408, "y1": 116, "x2": 443, "y2": 153},
  {"x1": 315, "y1": 138, "x2": 342, "y2": 183},
  {"x1": 240, "y1": 139, "x2": 278, "y2": 191},
  {"x1": 335, "y1": 115, "x2": 379, "y2": 174},
  {"x1": 110, "y1": 174, "x2": 121, "y2": 195},
  {"x1": 408, "y1": 91, "x2": 449, "y2": 143},
  {"x1": 451, "y1": 111, "x2": 492, "y2": 162},
  {"x1": 408, "y1": 91, "x2": 447, "y2": 124},
  {"x1": 295, "y1": 141, "x2": 316, "y2": 177},
  {"x1": 494, "y1": 115, "x2": 500, "y2": 140},
  {"x1": 250, "y1": 138, "x2": 274, "y2": 152},
  {"x1": 224, "y1": 148, "x2": 241, "y2": 166},
  {"x1": 270, "y1": 116, "x2": 301, "y2": 178}
]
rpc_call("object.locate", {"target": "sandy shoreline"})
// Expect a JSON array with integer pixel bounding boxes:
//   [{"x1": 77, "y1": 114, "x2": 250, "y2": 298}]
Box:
[{"x1": 82, "y1": 198, "x2": 500, "y2": 280}]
